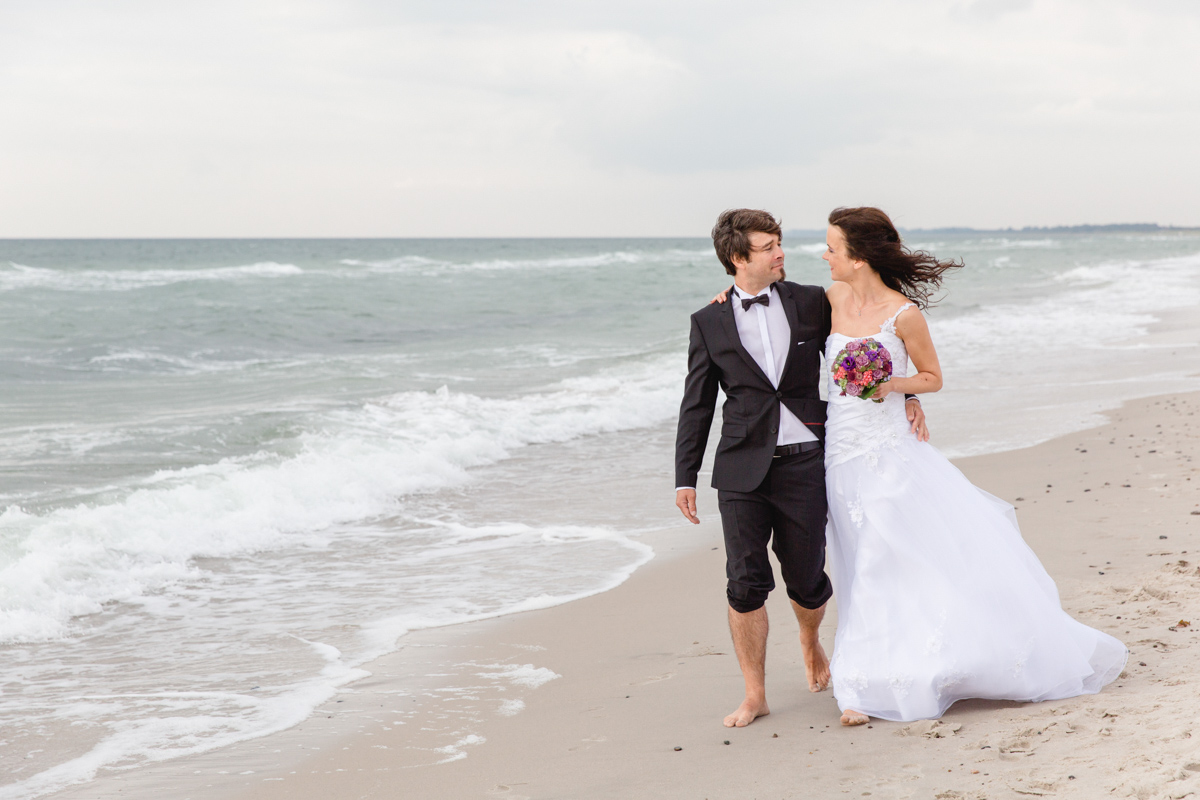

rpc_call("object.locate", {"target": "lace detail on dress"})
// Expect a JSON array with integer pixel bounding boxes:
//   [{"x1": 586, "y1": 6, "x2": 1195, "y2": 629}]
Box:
[
  {"x1": 847, "y1": 492, "x2": 866, "y2": 527},
  {"x1": 935, "y1": 671, "x2": 968, "y2": 698},
  {"x1": 828, "y1": 411, "x2": 905, "y2": 470},
  {"x1": 1011, "y1": 637, "x2": 1035, "y2": 677},
  {"x1": 887, "y1": 674, "x2": 913, "y2": 699},
  {"x1": 879, "y1": 302, "x2": 916, "y2": 336},
  {"x1": 924, "y1": 609, "x2": 948, "y2": 656}
]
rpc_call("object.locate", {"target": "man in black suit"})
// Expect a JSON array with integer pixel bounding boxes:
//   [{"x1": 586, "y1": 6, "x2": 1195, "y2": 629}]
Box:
[{"x1": 674, "y1": 209, "x2": 926, "y2": 728}]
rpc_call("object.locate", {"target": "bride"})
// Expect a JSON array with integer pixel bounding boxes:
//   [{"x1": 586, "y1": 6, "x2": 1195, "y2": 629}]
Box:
[{"x1": 818, "y1": 206, "x2": 1126, "y2": 725}]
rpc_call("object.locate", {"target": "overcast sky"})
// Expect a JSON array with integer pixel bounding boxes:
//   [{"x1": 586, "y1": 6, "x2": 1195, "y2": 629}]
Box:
[{"x1": 2, "y1": 0, "x2": 1198, "y2": 237}]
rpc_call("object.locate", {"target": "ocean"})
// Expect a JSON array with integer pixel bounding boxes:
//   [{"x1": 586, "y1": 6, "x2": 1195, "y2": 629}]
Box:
[{"x1": 2, "y1": 233, "x2": 1200, "y2": 797}]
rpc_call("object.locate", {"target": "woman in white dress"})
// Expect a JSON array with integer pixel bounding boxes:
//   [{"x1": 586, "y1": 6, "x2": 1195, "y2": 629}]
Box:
[{"x1": 819, "y1": 207, "x2": 1126, "y2": 725}]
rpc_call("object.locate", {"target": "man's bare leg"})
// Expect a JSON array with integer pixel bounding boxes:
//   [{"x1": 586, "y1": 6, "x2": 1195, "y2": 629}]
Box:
[
  {"x1": 790, "y1": 600, "x2": 831, "y2": 692},
  {"x1": 724, "y1": 605, "x2": 770, "y2": 727}
]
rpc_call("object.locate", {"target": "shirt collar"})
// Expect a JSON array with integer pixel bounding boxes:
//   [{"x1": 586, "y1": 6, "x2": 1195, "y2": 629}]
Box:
[{"x1": 732, "y1": 282, "x2": 775, "y2": 301}]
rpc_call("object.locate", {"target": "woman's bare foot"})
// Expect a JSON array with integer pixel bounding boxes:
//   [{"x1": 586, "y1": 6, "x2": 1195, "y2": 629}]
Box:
[
  {"x1": 723, "y1": 697, "x2": 770, "y2": 728},
  {"x1": 840, "y1": 709, "x2": 869, "y2": 726},
  {"x1": 802, "y1": 639, "x2": 831, "y2": 692}
]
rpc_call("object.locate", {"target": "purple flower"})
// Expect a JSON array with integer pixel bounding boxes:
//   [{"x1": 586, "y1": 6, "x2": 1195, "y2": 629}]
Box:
[
  {"x1": 842, "y1": 356, "x2": 856, "y2": 370},
  {"x1": 845, "y1": 382, "x2": 863, "y2": 397},
  {"x1": 854, "y1": 353, "x2": 870, "y2": 367},
  {"x1": 846, "y1": 341, "x2": 860, "y2": 353}
]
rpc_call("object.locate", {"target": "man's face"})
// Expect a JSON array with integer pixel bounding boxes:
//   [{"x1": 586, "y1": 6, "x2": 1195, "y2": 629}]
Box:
[{"x1": 732, "y1": 231, "x2": 785, "y2": 286}]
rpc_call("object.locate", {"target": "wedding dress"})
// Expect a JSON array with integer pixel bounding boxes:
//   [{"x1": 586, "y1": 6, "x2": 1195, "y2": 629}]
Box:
[{"x1": 823, "y1": 304, "x2": 1127, "y2": 721}]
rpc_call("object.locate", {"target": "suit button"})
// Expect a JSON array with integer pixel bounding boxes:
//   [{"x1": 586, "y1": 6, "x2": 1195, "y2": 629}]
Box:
[
  {"x1": 770, "y1": 426, "x2": 778, "y2": 433},
  {"x1": 775, "y1": 391, "x2": 782, "y2": 398}
]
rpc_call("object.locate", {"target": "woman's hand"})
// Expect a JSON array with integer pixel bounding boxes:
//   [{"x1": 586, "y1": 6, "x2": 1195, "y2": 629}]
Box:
[
  {"x1": 906, "y1": 399, "x2": 929, "y2": 442},
  {"x1": 710, "y1": 289, "x2": 729, "y2": 304},
  {"x1": 871, "y1": 379, "x2": 896, "y2": 400}
]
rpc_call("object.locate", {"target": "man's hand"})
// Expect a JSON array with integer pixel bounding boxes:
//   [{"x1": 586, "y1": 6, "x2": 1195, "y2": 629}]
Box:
[
  {"x1": 676, "y1": 488, "x2": 699, "y2": 524},
  {"x1": 906, "y1": 398, "x2": 929, "y2": 442}
]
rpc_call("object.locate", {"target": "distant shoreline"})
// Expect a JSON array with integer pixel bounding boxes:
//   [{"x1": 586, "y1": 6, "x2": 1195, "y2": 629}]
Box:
[{"x1": 785, "y1": 223, "x2": 1200, "y2": 237}]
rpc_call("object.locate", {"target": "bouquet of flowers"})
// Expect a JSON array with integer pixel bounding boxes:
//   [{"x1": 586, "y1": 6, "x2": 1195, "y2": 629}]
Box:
[{"x1": 832, "y1": 338, "x2": 893, "y2": 403}]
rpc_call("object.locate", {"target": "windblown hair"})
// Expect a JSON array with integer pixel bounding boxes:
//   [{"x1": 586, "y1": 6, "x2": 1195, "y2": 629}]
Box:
[
  {"x1": 711, "y1": 208, "x2": 782, "y2": 276},
  {"x1": 828, "y1": 207, "x2": 962, "y2": 309}
]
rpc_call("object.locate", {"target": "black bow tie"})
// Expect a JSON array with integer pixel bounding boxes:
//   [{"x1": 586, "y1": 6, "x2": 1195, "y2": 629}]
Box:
[{"x1": 741, "y1": 293, "x2": 770, "y2": 311}]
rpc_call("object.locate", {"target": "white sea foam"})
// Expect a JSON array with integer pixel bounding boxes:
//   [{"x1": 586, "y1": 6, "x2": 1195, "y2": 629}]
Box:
[
  {"x1": 0, "y1": 637, "x2": 368, "y2": 800},
  {"x1": 434, "y1": 734, "x2": 486, "y2": 764},
  {"x1": 0, "y1": 351, "x2": 680, "y2": 644},
  {"x1": 934, "y1": 252, "x2": 1200, "y2": 362},
  {"x1": 497, "y1": 698, "x2": 525, "y2": 716},
  {"x1": 792, "y1": 243, "x2": 829, "y2": 255},
  {"x1": 336, "y1": 248, "x2": 713, "y2": 274},
  {"x1": 0, "y1": 262, "x2": 302, "y2": 292},
  {"x1": 928, "y1": 250, "x2": 1200, "y2": 456},
  {"x1": 0, "y1": 518, "x2": 650, "y2": 799},
  {"x1": 83, "y1": 348, "x2": 289, "y2": 375},
  {"x1": 978, "y1": 237, "x2": 1059, "y2": 249},
  {"x1": 474, "y1": 664, "x2": 561, "y2": 689}
]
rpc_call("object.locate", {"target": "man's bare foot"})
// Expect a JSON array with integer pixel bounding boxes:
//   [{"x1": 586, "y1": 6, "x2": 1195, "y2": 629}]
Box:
[
  {"x1": 801, "y1": 639, "x2": 831, "y2": 692},
  {"x1": 840, "y1": 709, "x2": 869, "y2": 726},
  {"x1": 723, "y1": 697, "x2": 770, "y2": 728}
]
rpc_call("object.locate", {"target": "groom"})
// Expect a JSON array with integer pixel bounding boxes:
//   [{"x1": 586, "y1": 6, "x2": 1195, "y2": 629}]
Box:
[{"x1": 674, "y1": 209, "x2": 925, "y2": 728}]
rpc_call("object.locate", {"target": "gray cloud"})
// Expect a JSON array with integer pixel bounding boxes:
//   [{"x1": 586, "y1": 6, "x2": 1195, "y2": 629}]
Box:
[{"x1": 1, "y1": 1, "x2": 1198, "y2": 235}]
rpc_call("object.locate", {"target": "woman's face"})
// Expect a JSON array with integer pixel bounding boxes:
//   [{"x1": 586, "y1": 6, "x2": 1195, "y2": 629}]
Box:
[{"x1": 822, "y1": 225, "x2": 859, "y2": 282}]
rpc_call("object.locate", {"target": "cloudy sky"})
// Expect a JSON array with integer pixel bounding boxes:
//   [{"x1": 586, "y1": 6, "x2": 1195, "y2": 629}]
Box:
[{"x1": 1, "y1": 0, "x2": 1198, "y2": 237}]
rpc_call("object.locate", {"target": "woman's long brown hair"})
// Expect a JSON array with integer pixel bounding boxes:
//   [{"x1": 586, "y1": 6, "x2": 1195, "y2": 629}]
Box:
[{"x1": 829, "y1": 207, "x2": 962, "y2": 309}]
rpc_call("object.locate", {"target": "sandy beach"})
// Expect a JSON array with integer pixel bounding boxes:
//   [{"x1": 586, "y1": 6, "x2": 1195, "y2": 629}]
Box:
[{"x1": 50, "y1": 391, "x2": 1200, "y2": 800}]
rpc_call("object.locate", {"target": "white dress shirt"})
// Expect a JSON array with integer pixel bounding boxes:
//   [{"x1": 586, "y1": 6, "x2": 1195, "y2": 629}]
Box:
[
  {"x1": 676, "y1": 283, "x2": 816, "y2": 493},
  {"x1": 730, "y1": 283, "x2": 818, "y2": 446}
]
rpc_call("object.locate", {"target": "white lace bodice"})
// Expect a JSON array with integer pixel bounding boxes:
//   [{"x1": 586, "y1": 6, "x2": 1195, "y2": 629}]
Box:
[{"x1": 824, "y1": 303, "x2": 916, "y2": 468}]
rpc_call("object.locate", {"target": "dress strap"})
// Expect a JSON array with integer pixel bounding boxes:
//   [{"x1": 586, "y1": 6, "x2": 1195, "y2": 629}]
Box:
[{"x1": 880, "y1": 302, "x2": 916, "y2": 335}]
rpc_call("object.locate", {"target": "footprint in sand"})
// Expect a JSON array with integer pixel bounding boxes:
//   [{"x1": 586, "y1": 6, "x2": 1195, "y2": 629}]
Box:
[
  {"x1": 1008, "y1": 778, "x2": 1059, "y2": 796},
  {"x1": 895, "y1": 720, "x2": 961, "y2": 738},
  {"x1": 631, "y1": 672, "x2": 674, "y2": 685}
]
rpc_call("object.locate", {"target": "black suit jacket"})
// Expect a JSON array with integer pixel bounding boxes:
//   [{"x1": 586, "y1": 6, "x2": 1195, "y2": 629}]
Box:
[{"x1": 674, "y1": 281, "x2": 831, "y2": 493}]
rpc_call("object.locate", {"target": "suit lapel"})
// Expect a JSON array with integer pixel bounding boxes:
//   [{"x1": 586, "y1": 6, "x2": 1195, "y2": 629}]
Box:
[
  {"x1": 718, "y1": 285, "x2": 773, "y2": 388},
  {"x1": 775, "y1": 281, "x2": 803, "y2": 384}
]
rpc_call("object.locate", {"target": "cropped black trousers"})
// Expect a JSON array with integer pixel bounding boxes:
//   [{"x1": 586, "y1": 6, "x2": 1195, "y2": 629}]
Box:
[{"x1": 717, "y1": 447, "x2": 832, "y2": 614}]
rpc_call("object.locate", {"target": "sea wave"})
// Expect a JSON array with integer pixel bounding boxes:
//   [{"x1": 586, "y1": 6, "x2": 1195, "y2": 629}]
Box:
[
  {"x1": 337, "y1": 248, "x2": 713, "y2": 274},
  {"x1": 0, "y1": 262, "x2": 303, "y2": 292},
  {"x1": 0, "y1": 351, "x2": 683, "y2": 644},
  {"x1": 0, "y1": 518, "x2": 650, "y2": 800},
  {"x1": 926, "y1": 249, "x2": 1200, "y2": 458},
  {"x1": 934, "y1": 251, "x2": 1200, "y2": 361}
]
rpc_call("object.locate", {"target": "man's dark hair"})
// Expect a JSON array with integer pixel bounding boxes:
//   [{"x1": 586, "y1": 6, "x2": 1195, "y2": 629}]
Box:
[{"x1": 711, "y1": 209, "x2": 783, "y2": 276}]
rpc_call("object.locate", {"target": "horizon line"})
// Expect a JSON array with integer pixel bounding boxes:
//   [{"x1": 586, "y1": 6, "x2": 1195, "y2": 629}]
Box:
[{"x1": 2, "y1": 223, "x2": 1198, "y2": 241}]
